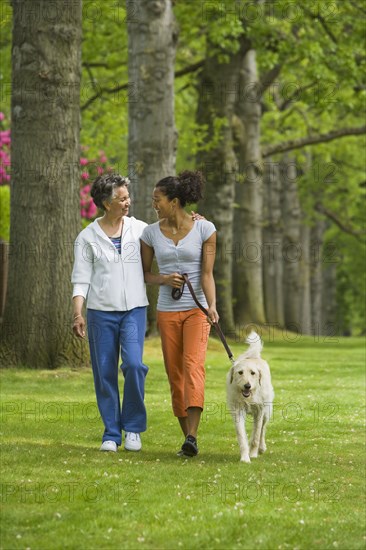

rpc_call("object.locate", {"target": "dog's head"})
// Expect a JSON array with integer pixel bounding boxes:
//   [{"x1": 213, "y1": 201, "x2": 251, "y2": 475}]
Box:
[{"x1": 229, "y1": 361, "x2": 262, "y2": 398}]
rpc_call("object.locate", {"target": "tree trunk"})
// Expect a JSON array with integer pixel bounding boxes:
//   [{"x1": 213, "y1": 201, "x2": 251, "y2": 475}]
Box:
[
  {"x1": 281, "y1": 155, "x2": 302, "y2": 333},
  {"x1": 126, "y1": 0, "x2": 177, "y2": 223},
  {"x1": 322, "y1": 263, "x2": 339, "y2": 335},
  {"x1": 1, "y1": 0, "x2": 83, "y2": 368},
  {"x1": 298, "y1": 151, "x2": 313, "y2": 335},
  {"x1": 233, "y1": 49, "x2": 266, "y2": 326},
  {"x1": 262, "y1": 159, "x2": 285, "y2": 327},
  {"x1": 299, "y1": 223, "x2": 312, "y2": 335},
  {"x1": 196, "y1": 42, "x2": 248, "y2": 334},
  {"x1": 311, "y1": 219, "x2": 327, "y2": 335}
]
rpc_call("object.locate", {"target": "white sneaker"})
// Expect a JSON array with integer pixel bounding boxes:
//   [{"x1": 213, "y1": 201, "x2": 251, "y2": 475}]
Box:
[
  {"x1": 124, "y1": 432, "x2": 141, "y2": 451},
  {"x1": 100, "y1": 440, "x2": 117, "y2": 452}
]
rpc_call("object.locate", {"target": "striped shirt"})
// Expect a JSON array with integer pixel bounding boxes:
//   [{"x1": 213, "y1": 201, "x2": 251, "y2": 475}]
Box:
[{"x1": 109, "y1": 235, "x2": 122, "y2": 255}]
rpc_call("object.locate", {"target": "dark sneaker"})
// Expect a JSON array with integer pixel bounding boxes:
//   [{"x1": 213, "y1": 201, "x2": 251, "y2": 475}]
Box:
[
  {"x1": 176, "y1": 449, "x2": 194, "y2": 458},
  {"x1": 181, "y1": 435, "x2": 199, "y2": 457}
]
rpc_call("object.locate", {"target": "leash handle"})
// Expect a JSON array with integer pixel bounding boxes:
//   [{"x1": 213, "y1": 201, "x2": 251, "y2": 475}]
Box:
[{"x1": 172, "y1": 274, "x2": 234, "y2": 363}]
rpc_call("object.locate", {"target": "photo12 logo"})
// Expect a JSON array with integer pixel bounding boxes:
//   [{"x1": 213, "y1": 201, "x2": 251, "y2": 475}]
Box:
[
  {"x1": 1, "y1": 481, "x2": 139, "y2": 504},
  {"x1": 201, "y1": 480, "x2": 340, "y2": 504}
]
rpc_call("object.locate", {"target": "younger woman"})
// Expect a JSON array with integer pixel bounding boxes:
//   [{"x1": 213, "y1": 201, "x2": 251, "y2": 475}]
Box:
[{"x1": 140, "y1": 170, "x2": 218, "y2": 456}]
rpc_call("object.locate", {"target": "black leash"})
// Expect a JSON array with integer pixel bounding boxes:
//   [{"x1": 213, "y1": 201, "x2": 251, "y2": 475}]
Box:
[{"x1": 172, "y1": 273, "x2": 234, "y2": 363}]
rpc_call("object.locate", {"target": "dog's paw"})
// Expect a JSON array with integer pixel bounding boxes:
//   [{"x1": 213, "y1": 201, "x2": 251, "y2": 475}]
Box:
[
  {"x1": 258, "y1": 446, "x2": 267, "y2": 454},
  {"x1": 240, "y1": 455, "x2": 251, "y2": 463},
  {"x1": 250, "y1": 443, "x2": 259, "y2": 458}
]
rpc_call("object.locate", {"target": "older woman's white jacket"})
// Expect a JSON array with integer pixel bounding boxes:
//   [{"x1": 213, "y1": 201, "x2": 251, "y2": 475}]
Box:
[{"x1": 71, "y1": 216, "x2": 149, "y2": 311}]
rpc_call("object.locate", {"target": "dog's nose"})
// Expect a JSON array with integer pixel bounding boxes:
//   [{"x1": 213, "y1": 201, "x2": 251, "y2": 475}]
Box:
[{"x1": 244, "y1": 383, "x2": 251, "y2": 389}]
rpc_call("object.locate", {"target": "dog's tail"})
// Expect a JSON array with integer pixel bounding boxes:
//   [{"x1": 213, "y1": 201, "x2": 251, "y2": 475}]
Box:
[{"x1": 244, "y1": 331, "x2": 263, "y2": 358}]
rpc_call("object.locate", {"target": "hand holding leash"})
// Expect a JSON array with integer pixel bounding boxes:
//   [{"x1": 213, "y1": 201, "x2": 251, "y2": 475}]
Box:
[
  {"x1": 166, "y1": 272, "x2": 185, "y2": 289},
  {"x1": 172, "y1": 273, "x2": 234, "y2": 363},
  {"x1": 206, "y1": 305, "x2": 219, "y2": 325}
]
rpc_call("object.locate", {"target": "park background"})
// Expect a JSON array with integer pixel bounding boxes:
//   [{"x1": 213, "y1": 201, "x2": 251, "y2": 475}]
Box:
[{"x1": 0, "y1": 1, "x2": 365, "y2": 549}]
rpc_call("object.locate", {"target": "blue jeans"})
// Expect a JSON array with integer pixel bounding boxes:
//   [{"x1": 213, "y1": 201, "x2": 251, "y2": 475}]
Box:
[{"x1": 87, "y1": 307, "x2": 148, "y2": 445}]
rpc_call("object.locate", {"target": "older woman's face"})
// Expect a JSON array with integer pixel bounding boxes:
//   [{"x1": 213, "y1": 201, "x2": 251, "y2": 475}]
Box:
[{"x1": 105, "y1": 185, "x2": 130, "y2": 216}]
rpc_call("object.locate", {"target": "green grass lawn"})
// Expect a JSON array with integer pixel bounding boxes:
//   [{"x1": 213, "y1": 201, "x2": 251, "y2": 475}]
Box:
[{"x1": 1, "y1": 333, "x2": 365, "y2": 549}]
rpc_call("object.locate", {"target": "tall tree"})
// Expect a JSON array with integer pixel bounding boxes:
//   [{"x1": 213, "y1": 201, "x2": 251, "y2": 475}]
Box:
[
  {"x1": 262, "y1": 159, "x2": 284, "y2": 327},
  {"x1": 196, "y1": 39, "x2": 249, "y2": 333},
  {"x1": 0, "y1": 0, "x2": 82, "y2": 368},
  {"x1": 233, "y1": 47, "x2": 266, "y2": 325},
  {"x1": 281, "y1": 155, "x2": 302, "y2": 332},
  {"x1": 311, "y1": 219, "x2": 327, "y2": 335},
  {"x1": 126, "y1": 0, "x2": 177, "y2": 223},
  {"x1": 126, "y1": 0, "x2": 178, "y2": 333}
]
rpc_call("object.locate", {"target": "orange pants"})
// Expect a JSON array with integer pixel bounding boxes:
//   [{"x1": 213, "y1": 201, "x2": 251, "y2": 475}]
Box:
[{"x1": 157, "y1": 309, "x2": 211, "y2": 417}]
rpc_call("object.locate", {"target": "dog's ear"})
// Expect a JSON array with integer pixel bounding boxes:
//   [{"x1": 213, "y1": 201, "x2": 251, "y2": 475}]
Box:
[{"x1": 229, "y1": 367, "x2": 234, "y2": 384}]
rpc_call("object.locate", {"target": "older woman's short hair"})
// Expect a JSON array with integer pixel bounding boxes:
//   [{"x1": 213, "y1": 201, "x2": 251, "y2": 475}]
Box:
[{"x1": 91, "y1": 173, "x2": 130, "y2": 211}]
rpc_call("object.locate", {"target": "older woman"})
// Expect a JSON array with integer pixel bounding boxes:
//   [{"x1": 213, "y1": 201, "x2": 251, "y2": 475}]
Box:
[{"x1": 71, "y1": 174, "x2": 149, "y2": 452}]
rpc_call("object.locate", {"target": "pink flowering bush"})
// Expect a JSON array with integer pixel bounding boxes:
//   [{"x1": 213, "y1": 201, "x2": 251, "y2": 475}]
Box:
[
  {"x1": 79, "y1": 147, "x2": 114, "y2": 221},
  {"x1": 0, "y1": 113, "x2": 113, "y2": 228},
  {"x1": 0, "y1": 113, "x2": 11, "y2": 185}
]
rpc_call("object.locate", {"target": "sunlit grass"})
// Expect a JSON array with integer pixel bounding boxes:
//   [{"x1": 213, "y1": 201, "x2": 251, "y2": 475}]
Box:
[{"x1": 0, "y1": 334, "x2": 365, "y2": 549}]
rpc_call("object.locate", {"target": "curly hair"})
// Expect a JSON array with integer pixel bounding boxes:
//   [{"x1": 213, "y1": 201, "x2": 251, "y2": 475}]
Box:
[
  {"x1": 91, "y1": 173, "x2": 130, "y2": 211},
  {"x1": 156, "y1": 170, "x2": 204, "y2": 207}
]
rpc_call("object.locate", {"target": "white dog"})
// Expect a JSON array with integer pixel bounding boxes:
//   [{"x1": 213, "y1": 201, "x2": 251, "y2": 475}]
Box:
[{"x1": 226, "y1": 332, "x2": 274, "y2": 463}]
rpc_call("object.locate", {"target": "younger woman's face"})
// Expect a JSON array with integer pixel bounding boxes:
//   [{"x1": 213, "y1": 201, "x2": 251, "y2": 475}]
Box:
[{"x1": 152, "y1": 187, "x2": 173, "y2": 219}]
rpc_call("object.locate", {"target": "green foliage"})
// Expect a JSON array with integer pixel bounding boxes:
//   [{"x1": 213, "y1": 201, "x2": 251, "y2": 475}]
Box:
[
  {"x1": 178, "y1": 116, "x2": 228, "y2": 160},
  {"x1": 0, "y1": 184, "x2": 10, "y2": 241},
  {"x1": 175, "y1": 0, "x2": 366, "y2": 335},
  {"x1": 0, "y1": 0, "x2": 12, "y2": 118},
  {"x1": 0, "y1": 0, "x2": 364, "y2": 332},
  {"x1": 81, "y1": 0, "x2": 129, "y2": 169},
  {"x1": 1, "y1": 336, "x2": 365, "y2": 548}
]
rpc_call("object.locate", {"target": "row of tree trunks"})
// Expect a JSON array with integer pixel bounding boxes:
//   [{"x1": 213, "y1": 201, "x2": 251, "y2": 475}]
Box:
[
  {"x1": 262, "y1": 157, "x2": 338, "y2": 337},
  {"x1": 195, "y1": 38, "x2": 337, "y2": 337}
]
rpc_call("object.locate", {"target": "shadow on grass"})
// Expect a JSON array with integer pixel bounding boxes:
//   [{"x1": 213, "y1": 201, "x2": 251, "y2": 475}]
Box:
[{"x1": 1, "y1": 440, "x2": 248, "y2": 465}]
